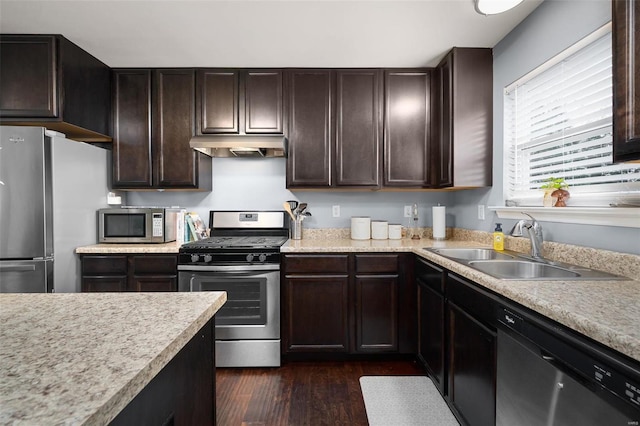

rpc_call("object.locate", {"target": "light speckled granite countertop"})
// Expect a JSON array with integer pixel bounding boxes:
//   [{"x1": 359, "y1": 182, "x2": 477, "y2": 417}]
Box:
[
  {"x1": 75, "y1": 241, "x2": 182, "y2": 254},
  {"x1": 283, "y1": 235, "x2": 640, "y2": 364},
  {"x1": 0, "y1": 292, "x2": 226, "y2": 425}
]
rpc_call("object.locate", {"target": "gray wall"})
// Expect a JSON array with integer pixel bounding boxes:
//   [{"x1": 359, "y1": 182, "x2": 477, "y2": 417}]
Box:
[
  {"x1": 131, "y1": 0, "x2": 639, "y2": 255},
  {"x1": 128, "y1": 158, "x2": 452, "y2": 230},
  {"x1": 452, "y1": 0, "x2": 640, "y2": 255}
]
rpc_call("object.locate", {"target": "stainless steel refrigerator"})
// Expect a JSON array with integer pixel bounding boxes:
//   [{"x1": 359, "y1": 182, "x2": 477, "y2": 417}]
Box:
[{"x1": 0, "y1": 126, "x2": 110, "y2": 293}]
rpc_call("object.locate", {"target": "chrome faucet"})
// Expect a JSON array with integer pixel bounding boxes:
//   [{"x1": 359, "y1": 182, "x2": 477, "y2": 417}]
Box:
[{"x1": 509, "y1": 213, "x2": 544, "y2": 259}]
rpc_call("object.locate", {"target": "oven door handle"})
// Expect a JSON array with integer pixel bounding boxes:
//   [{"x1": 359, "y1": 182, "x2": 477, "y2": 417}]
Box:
[{"x1": 178, "y1": 264, "x2": 280, "y2": 272}]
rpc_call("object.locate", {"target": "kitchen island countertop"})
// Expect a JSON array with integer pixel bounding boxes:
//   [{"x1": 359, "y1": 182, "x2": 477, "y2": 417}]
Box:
[
  {"x1": 0, "y1": 291, "x2": 226, "y2": 425},
  {"x1": 282, "y1": 237, "x2": 640, "y2": 364}
]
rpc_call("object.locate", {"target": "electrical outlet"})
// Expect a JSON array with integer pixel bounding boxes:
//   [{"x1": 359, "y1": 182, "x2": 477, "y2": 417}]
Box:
[
  {"x1": 404, "y1": 205, "x2": 412, "y2": 218},
  {"x1": 332, "y1": 205, "x2": 340, "y2": 217},
  {"x1": 478, "y1": 204, "x2": 485, "y2": 220}
]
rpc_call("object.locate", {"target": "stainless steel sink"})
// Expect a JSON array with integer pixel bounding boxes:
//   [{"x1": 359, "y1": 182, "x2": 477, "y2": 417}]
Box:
[
  {"x1": 424, "y1": 247, "x2": 628, "y2": 281},
  {"x1": 429, "y1": 248, "x2": 515, "y2": 261},
  {"x1": 468, "y1": 260, "x2": 580, "y2": 280}
]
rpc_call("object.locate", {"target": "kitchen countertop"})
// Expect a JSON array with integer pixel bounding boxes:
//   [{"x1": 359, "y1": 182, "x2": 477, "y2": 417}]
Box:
[
  {"x1": 0, "y1": 291, "x2": 226, "y2": 425},
  {"x1": 282, "y1": 237, "x2": 640, "y2": 364},
  {"x1": 75, "y1": 241, "x2": 182, "y2": 254}
]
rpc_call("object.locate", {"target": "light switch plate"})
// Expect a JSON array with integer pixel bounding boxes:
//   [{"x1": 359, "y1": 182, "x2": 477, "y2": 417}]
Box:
[{"x1": 478, "y1": 205, "x2": 485, "y2": 220}]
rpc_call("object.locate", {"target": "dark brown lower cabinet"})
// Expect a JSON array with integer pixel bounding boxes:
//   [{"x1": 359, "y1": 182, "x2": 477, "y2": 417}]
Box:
[
  {"x1": 417, "y1": 280, "x2": 445, "y2": 393},
  {"x1": 81, "y1": 254, "x2": 178, "y2": 292},
  {"x1": 111, "y1": 318, "x2": 215, "y2": 425},
  {"x1": 448, "y1": 301, "x2": 496, "y2": 426},
  {"x1": 354, "y1": 254, "x2": 399, "y2": 352},
  {"x1": 416, "y1": 258, "x2": 446, "y2": 394},
  {"x1": 284, "y1": 275, "x2": 349, "y2": 352},
  {"x1": 282, "y1": 253, "x2": 413, "y2": 357}
]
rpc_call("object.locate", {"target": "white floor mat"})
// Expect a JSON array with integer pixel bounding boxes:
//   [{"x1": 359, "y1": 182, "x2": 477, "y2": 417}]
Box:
[{"x1": 359, "y1": 376, "x2": 460, "y2": 426}]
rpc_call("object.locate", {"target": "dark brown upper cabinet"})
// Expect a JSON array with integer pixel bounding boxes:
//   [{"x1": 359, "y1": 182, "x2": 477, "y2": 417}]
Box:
[
  {"x1": 613, "y1": 0, "x2": 640, "y2": 163},
  {"x1": 196, "y1": 69, "x2": 284, "y2": 135},
  {"x1": 112, "y1": 69, "x2": 212, "y2": 190},
  {"x1": 383, "y1": 69, "x2": 433, "y2": 188},
  {"x1": 0, "y1": 35, "x2": 111, "y2": 142},
  {"x1": 335, "y1": 70, "x2": 383, "y2": 188},
  {"x1": 286, "y1": 69, "x2": 383, "y2": 189},
  {"x1": 436, "y1": 48, "x2": 493, "y2": 188},
  {"x1": 286, "y1": 69, "x2": 334, "y2": 188}
]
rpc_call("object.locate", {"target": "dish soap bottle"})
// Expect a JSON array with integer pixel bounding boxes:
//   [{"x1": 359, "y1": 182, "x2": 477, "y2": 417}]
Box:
[{"x1": 493, "y1": 223, "x2": 504, "y2": 251}]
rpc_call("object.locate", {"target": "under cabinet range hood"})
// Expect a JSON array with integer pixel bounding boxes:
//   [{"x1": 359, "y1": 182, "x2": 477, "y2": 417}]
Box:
[{"x1": 189, "y1": 135, "x2": 288, "y2": 158}]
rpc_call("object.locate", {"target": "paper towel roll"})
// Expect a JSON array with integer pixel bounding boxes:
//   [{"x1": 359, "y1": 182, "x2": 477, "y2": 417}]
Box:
[{"x1": 432, "y1": 205, "x2": 446, "y2": 240}]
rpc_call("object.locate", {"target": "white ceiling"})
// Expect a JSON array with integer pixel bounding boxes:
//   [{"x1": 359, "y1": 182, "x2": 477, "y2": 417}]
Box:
[{"x1": 0, "y1": 0, "x2": 543, "y2": 68}]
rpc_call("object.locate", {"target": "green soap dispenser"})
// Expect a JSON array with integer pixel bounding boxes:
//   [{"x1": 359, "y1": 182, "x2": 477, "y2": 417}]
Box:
[{"x1": 493, "y1": 223, "x2": 504, "y2": 251}]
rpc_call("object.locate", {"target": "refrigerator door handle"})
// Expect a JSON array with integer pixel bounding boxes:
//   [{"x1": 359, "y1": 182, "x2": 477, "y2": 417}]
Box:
[{"x1": 0, "y1": 264, "x2": 37, "y2": 272}]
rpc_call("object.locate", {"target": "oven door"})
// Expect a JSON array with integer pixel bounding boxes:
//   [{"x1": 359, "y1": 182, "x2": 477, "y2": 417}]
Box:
[{"x1": 178, "y1": 264, "x2": 280, "y2": 341}]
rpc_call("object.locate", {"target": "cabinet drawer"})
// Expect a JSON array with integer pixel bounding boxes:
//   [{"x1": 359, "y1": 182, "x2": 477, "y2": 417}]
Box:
[
  {"x1": 284, "y1": 255, "x2": 348, "y2": 274},
  {"x1": 416, "y1": 257, "x2": 445, "y2": 293},
  {"x1": 447, "y1": 274, "x2": 497, "y2": 328},
  {"x1": 131, "y1": 255, "x2": 178, "y2": 275},
  {"x1": 82, "y1": 256, "x2": 128, "y2": 275},
  {"x1": 355, "y1": 254, "x2": 398, "y2": 274}
]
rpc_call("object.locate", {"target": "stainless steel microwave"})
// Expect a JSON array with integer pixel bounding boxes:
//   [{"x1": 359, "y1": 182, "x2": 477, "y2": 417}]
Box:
[{"x1": 98, "y1": 208, "x2": 180, "y2": 243}]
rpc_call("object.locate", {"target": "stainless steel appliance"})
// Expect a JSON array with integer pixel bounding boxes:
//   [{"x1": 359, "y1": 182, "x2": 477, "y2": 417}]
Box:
[
  {"x1": 497, "y1": 306, "x2": 640, "y2": 425},
  {"x1": 178, "y1": 211, "x2": 288, "y2": 367},
  {"x1": 98, "y1": 207, "x2": 180, "y2": 243},
  {"x1": 0, "y1": 126, "x2": 109, "y2": 293}
]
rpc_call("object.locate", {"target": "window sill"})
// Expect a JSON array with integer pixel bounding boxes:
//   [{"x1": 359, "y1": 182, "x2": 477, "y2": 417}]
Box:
[{"x1": 488, "y1": 206, "x2": 640, "y2": 228}]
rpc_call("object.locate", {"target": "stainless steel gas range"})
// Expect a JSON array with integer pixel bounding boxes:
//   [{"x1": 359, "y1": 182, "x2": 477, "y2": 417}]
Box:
[{"x1": 177, "y1": 211, "x2": 288, "y2": 367}]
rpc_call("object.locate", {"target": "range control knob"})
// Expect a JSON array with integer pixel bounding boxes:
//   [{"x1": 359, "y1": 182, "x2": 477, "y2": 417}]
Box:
[
  {"x1": 246, "y1": 254, "x2": 254, "y2": 262},
  {"x1": 258, "y1": 253, "x2": 267, "y2": 262},
  {"x1": 203, "y1": 254, "x2": 213, "y2": 263},
  {"x1": 190, "y1": 254, "x2": 200, "y2": 263}
]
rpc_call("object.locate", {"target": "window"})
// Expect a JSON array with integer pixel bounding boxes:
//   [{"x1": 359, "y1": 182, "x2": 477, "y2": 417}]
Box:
[{"x1": 504, "y1": 24, "x2": 640, "y2": 207}]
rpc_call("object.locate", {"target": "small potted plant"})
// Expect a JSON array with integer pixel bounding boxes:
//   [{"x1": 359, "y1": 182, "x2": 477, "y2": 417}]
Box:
[{"x1": 540, "y1": 177, "x2": 570, "y2": 207}]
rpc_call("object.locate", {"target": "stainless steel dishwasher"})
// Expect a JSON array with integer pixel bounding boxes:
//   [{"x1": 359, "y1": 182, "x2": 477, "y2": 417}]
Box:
[{"x1": 496, "y1": 306, "x2": 640, "y2": 426}]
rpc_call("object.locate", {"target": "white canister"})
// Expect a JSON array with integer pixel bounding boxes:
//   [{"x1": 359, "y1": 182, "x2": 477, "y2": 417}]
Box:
[
  {"x1": 388, "y1": 224, "x2": 402, "y2": 240},
  {"x1": 371, "y1": 220, "x2": 389, "y2": 240},
  {"x1": 351, "y1": 217, "x2": 371, "y2": 240}
]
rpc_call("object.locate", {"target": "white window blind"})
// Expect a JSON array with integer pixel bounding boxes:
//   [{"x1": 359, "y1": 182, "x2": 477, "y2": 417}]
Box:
[{"x1": 504, "y1": 25, "x2": 640, "y2": 207}]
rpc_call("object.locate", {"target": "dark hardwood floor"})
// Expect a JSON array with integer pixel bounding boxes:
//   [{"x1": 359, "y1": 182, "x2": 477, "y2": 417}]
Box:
[{"x1": 216, "y1": 359, "x2": 423, "y2": 425}]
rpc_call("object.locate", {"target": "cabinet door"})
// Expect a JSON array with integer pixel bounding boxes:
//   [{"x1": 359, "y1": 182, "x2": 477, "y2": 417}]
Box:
[
  {"x1": 283, "y1": 276, "x2": 349, "y2": 352},
  {"x1": 130, "y1": 277, "x2": 177, "y2": 292},
  {"x1": 82, "y1": 277, "x2": 128, "y2": 292},
  {"x1": 613, "y1": 0, "x2": 640, "y2": 162},
  {"x1": 438, "y1": 48, "x2": 492, "y2": 188},
  {"x1": 286, "y1": 70, "x2": 333, "y2": 188},
  {"x1": 0, "y1": 35, "x2": 57, "y2": 118},
  {"x1": 418, "y1": 280, "x2": 445, "y2": 393},
  {"x1": 437, "y1": 53, "x2": 453, "y2": 187},
  {"x1": 153, "y1": 69, "x2": 198, "y2": 187},
  {"x1": 335, "y1": 70, "x2": 382, "y2": 187},
  {"x1": 383, "y1": 70, "x2": 432, "y2": 187},
  {"x1": 112, "y1": 69, "x2": 153, "y2": 188},
  {"x1": 244, "y1": 70, "x2": 283, "y2": 134},
  {"x1": 448, "y1": 302, "x2": 496, "y2": 426},
  {"x1": 197, "y1": 69, "x2": 239, "y2": 134},
  {"x1": 354, "y1": 275, "x2": 398, "y2": 352}
]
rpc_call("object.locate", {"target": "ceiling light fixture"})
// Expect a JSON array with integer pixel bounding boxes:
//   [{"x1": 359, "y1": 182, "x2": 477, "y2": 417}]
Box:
[{"x1": 474, "y1": 0, "x2": 524, "y2": 15}]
